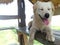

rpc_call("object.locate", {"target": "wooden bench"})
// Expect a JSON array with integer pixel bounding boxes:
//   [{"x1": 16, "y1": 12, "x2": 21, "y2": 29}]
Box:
[{"x1": 16, "y1": 26, "x2": 60, "y2": 45}]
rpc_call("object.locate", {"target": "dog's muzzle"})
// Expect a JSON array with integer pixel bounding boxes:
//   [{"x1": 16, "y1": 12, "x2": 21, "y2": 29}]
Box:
[{"x1": 39, "y1": 14, "x2": 49, "y2": 25}]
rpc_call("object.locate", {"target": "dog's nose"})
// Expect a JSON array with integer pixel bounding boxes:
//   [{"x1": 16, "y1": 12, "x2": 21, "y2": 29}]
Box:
[{"x1": 44, "y1": 13, "x2": 49, "y2": 18}]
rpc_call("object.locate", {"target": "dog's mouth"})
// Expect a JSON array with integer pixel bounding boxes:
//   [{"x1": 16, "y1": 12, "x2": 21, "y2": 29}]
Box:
[{"x1": 39, "y1": 14, "x2": 49, "y2": 25}]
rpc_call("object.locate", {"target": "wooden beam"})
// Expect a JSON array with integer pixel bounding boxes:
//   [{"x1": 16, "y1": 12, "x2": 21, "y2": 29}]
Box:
[
  {"x1": 0, "y1": 0, "x2": 13, "y2": 4},
  {"x1": 29, "y1": 0, "x2": 60, "y2": 15},
  {"x1": 29, "y1": 0, "x2": 60, "y2": 5}
]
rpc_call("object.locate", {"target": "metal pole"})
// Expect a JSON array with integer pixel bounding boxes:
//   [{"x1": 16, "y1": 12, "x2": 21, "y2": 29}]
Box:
[{"x1": 18, "y1": 0, "x2": 26, "y2": 27}]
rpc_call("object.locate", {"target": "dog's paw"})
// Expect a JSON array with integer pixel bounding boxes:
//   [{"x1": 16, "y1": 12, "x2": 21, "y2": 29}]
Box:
[
  {"x1": 51, "y1": 36, "x2": 55, "y2": 42},
  {"x1": 46, "y1": 35, "x2": 55, "y2": 42}
]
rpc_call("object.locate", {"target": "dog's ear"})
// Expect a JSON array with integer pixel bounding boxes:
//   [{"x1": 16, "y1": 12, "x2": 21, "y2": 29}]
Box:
[
  {"x1": 33, "y1": 2, "x2": 37, "y2": 13},
  {"x1": 33, "y1": 1, "x2": 41, "y2": 13},
  {"x1": 51, "y1": 2, "x2": 55, "y2": 12},
  {"x1": 33, "y1": 4, "x2": 37, "y2": 11}
]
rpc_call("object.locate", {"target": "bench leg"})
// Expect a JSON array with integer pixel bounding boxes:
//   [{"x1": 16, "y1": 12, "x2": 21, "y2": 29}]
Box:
[{"x1": 17, "y1": 31, "x2": 28, "y2": 45}]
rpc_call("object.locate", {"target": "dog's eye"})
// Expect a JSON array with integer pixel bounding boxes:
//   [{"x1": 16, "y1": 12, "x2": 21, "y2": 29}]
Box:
[
  {"x1": 40, "y1": 9, "x2": 43, "y2": 11},
  {"x1": 48, "y1": 8, "x2": 50, "y2": 10}
]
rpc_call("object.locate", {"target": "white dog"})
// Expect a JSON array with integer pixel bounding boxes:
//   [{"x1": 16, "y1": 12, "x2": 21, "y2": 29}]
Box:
[{"x1": 29, "y1": 1, "x2": 55, "y2": 45}]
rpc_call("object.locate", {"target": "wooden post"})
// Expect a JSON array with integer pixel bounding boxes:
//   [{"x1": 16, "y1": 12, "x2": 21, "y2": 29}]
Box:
[
  {"x1": 17, "y1": 31, "x2": 28, "y2": 45},
  {"x1": 23, "y1": 33, "x2": 28, "y2": 45}
]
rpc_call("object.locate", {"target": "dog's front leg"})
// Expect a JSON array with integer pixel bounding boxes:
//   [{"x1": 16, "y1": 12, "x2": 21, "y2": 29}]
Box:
[
  {"x1": 29, "y1": 27, "x2": 36, "y2": 45},
  {"x1": 45, "y1": 27, "x2": 55, "y2": 42}
]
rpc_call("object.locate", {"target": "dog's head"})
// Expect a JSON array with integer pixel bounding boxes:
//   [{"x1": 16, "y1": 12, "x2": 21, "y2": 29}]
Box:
[{"x1": 33, "y1": 1, "x2": 55, "y2": 25}]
